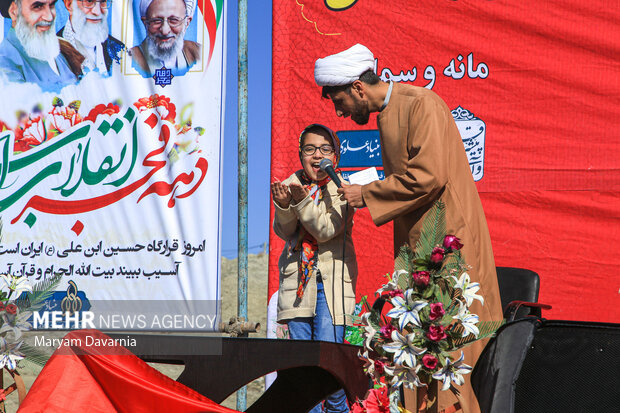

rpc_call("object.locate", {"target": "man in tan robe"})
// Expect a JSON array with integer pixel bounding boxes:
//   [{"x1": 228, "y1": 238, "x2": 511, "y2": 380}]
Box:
[{"x1": 314, "y1": 44, "x2": 503, "y2": 413}]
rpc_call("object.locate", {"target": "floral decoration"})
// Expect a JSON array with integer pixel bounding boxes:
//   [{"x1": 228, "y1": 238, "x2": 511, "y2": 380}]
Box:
[
  {"x1": 1, "y1": 95, "x2": 201, "y2": 163},
  {"x1": 0, "y1": 269, "x2": 61, "y2": 373},
  {"x1": 353, "y1": 201, "x2": 503, "y2": 411}
]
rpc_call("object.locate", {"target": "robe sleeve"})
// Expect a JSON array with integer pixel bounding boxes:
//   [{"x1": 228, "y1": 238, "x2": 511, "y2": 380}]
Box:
[{"x1": 362, "y1": 95, "x2": 449, "y2": 226}]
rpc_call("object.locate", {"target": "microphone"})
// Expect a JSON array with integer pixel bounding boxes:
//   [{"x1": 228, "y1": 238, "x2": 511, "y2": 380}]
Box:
[{"x1": 319, "y1": 158, "x2": 342, "y2": 188}]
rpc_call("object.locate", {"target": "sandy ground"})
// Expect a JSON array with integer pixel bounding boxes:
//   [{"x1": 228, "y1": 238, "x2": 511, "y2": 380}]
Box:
[{"x1": 3, "y1": 254, "x2": 269, "y2": 412}]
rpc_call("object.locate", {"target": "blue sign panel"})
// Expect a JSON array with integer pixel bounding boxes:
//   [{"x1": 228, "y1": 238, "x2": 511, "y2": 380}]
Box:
[{"x1": 337, "y1": 130, "x2": 384, "y2": 181}]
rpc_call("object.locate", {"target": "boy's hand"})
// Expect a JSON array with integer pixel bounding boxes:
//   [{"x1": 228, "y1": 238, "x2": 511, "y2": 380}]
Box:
[
  {"x1": 271, "y1": 181, "x2": 292, "y2": 208},
  {"x1": 337, "y1": 183, "x2": 365, "y2": 207},
  {"x1": 289, "y1": 182, "x2": 309, "y2": 204}
]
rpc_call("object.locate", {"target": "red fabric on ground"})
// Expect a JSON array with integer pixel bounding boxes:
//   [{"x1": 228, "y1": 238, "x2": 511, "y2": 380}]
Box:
[{"x1": 18, "y1": 330, "x2": 239, "y2": 413}]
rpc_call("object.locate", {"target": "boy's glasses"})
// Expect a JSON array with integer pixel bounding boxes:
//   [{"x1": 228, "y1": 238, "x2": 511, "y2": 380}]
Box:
[
  {"x1": 79, "y1": 0, "x2": 111, "y2": 9},
  {"x1": 301, "y1": 145, "x2": 335, "y2": 156}
]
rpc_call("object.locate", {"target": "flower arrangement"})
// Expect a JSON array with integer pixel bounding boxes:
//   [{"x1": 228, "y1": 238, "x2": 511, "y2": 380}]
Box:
[
  {"x1": 0, "y1": 271, "x2": 62, "y2": 367},
  {"x1": 0, "y1": 221, "x2": 63, "y2": 406},
  {"x1": 355, "y1": 201, "x2": 503, "y2": 412}
]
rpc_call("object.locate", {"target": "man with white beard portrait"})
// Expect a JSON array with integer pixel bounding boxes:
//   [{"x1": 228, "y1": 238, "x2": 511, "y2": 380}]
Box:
[
  {"x1": 130, "y1": 0, "x2": 201, "y2": 77},
  {"x1": 57, "y1": 0, "x2": 125, "y2": 76},
  {"x1": 0, "y1": 0, "x2": 84, "y2": 91}
]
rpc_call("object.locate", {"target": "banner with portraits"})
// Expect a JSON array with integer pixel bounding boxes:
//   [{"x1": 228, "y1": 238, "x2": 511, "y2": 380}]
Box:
[
  {"x1": 268, "y1": 0, "x2": 620, "y2": 333},
  {"x1": 0, "y1": 0, "x2": 226, "y2": 328}
]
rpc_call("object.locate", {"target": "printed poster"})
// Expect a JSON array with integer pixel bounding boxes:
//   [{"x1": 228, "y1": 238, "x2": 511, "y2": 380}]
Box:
[{"x1": 0, "y1": 0, "x2": 226, "y2": 331}]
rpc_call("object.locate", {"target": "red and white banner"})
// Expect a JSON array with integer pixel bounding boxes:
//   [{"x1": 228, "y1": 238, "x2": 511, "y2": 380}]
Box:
[
  {"x1": 0, "y1": 1, "x2": 226, "y2": 318},
  {"x1": 269, "y1": 0, "x2": 620, "y2": 329}
]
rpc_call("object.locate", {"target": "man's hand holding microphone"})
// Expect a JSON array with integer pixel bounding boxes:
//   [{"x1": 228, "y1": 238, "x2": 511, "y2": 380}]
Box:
[{"x1": 319, "y1": 159, "x2": 366, "y2": 208}]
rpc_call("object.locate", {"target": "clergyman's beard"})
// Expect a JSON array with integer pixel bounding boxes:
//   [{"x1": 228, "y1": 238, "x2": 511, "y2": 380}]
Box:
[
  {"x1": 15, "y1": 14, "x2": 60, "y2": 61},
  {"x1": 352, "y1": 99, "x2": 370, "y2": 125},
  {"x1": 146, "y1": 26, "x2": 186, "y2": 62},
  {"x1": 71, "y1": 1, "x2": 109, "y2": 47}
]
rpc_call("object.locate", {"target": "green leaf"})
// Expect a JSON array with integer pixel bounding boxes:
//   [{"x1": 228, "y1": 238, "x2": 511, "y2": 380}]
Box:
[
  {"x1": 452, "y1": 320, "x2": 506, "y2": 349},
  {"x1": 413, "y1": 201, "x2": 446, "y2": 262},
  {"x1": 438, "y1": 340, "x2": 450, "y2": 351},
  {"x1": 368, "y1": 310, "x2": 383, "y2": 331},
  {"x1": 19, "y1": 342, "x2": 52, "y2": 367},
  {"x1": 345, "y1": 325, "x2": 365, "y2": 346},
  {"x1": 394, "y1": 244, "x2": 414, "y2": 272},
  {"x1": 16, "y1": 272, "x2": 63, "y2": 311},
  {"x1": 436, "y1": 286, "x2": 452, "y2": 309}
]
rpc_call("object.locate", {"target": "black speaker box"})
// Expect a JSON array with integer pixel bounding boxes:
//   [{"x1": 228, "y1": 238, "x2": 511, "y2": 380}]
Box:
[
  {"x1": 473, "y1": 318, "x2": 620, "y2": 413},
  {"x1": 513, "y1": 320, "x2": 620, "y2": 412}
]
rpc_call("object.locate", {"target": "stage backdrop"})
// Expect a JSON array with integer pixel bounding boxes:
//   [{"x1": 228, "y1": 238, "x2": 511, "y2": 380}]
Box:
[
  {"x1": 268, "y1": 0, "x2": 620, "y2": 335},
  {"x1": 0, "y1": 1, "x2": 226, "y2": 329}
]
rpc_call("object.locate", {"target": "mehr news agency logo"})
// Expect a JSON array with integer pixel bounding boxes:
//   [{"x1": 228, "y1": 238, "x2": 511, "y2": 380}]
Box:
[{"x1": 31, "y1": 281, "x2": 218, "y2": 331}]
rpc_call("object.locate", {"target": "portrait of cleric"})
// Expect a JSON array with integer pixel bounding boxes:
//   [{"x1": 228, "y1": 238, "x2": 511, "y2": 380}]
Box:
[
  {"x1": 57, "y1": 0, "x2": 125, "y2": 77},
  {"x1": 130, "y1": 0, "x2": 202, "y2": 78},
  {"x1": 0, "y1": 0, "x2": 123, "y2": 91},
  {"x1": 0, "y1": 0, "x2": 85, "y2": 91}
]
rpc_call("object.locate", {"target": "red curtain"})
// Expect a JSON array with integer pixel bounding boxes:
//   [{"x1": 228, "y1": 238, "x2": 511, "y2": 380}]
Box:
[{"x1": 269, "y1": 0, "x2": 620, "y2": 322}]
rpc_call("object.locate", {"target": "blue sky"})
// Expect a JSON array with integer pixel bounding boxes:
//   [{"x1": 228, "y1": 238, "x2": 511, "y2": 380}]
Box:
[{"x1": 221, "y1": 2, "x2": 272, "y2": 258}]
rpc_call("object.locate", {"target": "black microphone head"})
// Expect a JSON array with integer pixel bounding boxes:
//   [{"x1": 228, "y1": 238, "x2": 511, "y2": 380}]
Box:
[{"x1": 319, "y1": 158, "x2": 334, "y2": 171}]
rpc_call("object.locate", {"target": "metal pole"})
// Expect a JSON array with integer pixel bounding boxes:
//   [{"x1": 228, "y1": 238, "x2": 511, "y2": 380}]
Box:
[{"x1": 237, "y1": 0, "x2": 249, "y2": 410}]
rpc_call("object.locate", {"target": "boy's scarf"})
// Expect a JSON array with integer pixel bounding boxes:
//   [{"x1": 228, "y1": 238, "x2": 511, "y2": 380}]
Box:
[
  {"x1": 290, "y1": 124, "x2": 340, "y2": 299},
  {"x1": 289, "y1": 172, "x2": 331, "y2": 299}
]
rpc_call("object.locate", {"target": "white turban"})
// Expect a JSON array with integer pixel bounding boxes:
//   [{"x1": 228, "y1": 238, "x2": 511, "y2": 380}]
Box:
[
  {"x1": 139, "y1": 0, "x2": 195, "y2": 17},
  {"x1": 314, "y1": 44, "x2": 375, "y2": 87},
  {"x1": 139, "y1": 0, "x2": 153, "y2": 17}
]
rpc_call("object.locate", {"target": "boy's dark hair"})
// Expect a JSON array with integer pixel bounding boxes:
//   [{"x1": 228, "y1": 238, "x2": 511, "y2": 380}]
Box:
[
  {"x1": 321, "y1": 69, "x2": 381, "y2": 98},
  {"x1": 300, "y1": 124, "x2": 331, "y2": 146}
]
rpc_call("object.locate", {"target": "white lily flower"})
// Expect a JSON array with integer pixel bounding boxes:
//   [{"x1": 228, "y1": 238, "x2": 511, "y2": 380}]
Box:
[
  {"x1": 453, "y1": 302, "x2": 480, "y2": 338},
  {"x1": 358, "y1": 350, "x2": 389, "y2": 381},
  {"x1": 383, "y1": 330, "x2": 426, "y2": 368},
  {"x1": 386, "y1": 289, "x2": 428, "y2": 330},
  {"x1": 358, "y1": 350, "x2": 375, "y2": 374},
  {"x1": 0, "y1": 274, "x2": 33, "y2": 298},
  {"x1": 376, "y1": 269, "x2": 407, "y2": 295},
  {"x1": 384, "y1": 362, "x2": 424, "y2": 389},
  {"x1": 452, "y1": 272, "x2": 484, "y2": 307},
  {"x1": 1, "y1": 310, "x2": 33, "y2": 339},
  {"x1": 376, "y1": 280, "x2": 399, "y2": 296},
  {"x1": 0, "y1": 337, "x2": 24, "y2": 370},
  {"x1": 360, "y1": 312, "x2": 378, "y2": 351},
  {"x1": 431, "y1": 351, "x2": 473, "y2": 391}
]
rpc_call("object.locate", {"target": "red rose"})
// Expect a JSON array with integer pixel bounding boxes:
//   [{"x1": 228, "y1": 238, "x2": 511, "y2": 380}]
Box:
[
  {"x1": 374, "y1": 359, "x2": 385, "y2": 375},
  {"x1": 426, "y1": 325, "x2": 447, "y2": 342},
  {"x1": 0, "y1": 302, "x2": 5, "y2": 311},
  {"x1": 5, "y1": 304, "x2": 17, "y2": 315},
  {"x1": 443, "y1": 235, "x2": 463, "y2": 251},
  {"x1": 380, "y1": 324, "x2": 396, "y2": 340},
  {"x1": 388, "y1": 289, "x2": 404, "y2": 298},
  {"x1": 430, "y1": 247, "x2": 445, "y2": 263},
  {"x1": 413, "y1": 271, "x2": 430, "y2": 288},
  {"x1": 422, "y1": 354, "x2": 439, "y2": 370},
  {"x1": 429, "y1": 302, "x2": 445, "y2": 321}
]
